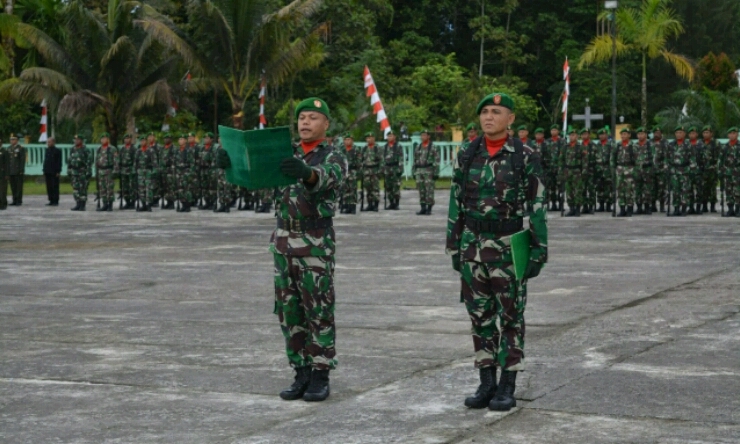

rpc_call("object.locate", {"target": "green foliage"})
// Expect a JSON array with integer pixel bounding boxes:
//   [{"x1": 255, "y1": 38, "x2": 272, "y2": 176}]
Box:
[
  {"x1": 696, "y1": 52, "x2": 736, "y2": 92},
  {"x1": 0, "y1": 101, "x2": 37, "y2": 137},
  {"x1": 655, "y1": 88, "x2": 740, "y2": 133}
]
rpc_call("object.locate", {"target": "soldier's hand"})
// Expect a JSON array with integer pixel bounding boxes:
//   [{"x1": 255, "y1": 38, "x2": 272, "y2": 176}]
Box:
[
  {"x1": 280, "y1": 157, "x2": 313, "y2": 181},
  {"x1": 215, "y1": 150, "x2": 231, "y2": 169},
  {"x1": 524, "y1": 260, "x2": 543, "y2": 280},
  {"x1": 452, "y1": 255, "x2": 461, "y2": 273}
]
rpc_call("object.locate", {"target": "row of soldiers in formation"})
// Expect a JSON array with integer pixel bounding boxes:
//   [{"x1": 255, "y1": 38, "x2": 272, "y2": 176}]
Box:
[
  {"x1": 513, "y1": 123, "x2": 740, "y2": 217},
  {"x1": 66, "y1": 132, "x2": 275, "y2": 213}
]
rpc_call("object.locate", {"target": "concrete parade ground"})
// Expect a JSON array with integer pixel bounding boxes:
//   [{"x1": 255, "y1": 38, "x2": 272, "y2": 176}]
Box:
[{"x1": 1, "y1": 191, "x2": 739, "y2": 444}]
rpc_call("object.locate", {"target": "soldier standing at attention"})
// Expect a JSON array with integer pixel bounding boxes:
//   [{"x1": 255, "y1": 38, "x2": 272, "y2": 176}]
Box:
[
  {"x1": 562, "y1": 127, "x2": 585, "y2": 217},
  {"x1": 530, "y1": 128, "x2": 547, "y2": 156},
  {"x1": 447, "y1": 92, "x2": 547, "y2": 412},
  {"x1": 95, "y1": 133, "x2": 118, "y2": 212},
  {"x1": 651, "y1": 126, "x2": 668, "y2": 212},
  {"x1": 176, "y1": 134, "x2": 196, "y2": 213},
  {"x1": 0, "y1": 138, "x2": 9, "y2": 210},
  {"x1": 612, "y1": 128, "x2": 637, "y2": 217},
  {"x1": 667, "y1": 126, "x2": 696, "y2": 217},
  {"x1": 339, "y1": 133, "x2": 360, "y2": 214},
  {"x1": 144, "y1": 133, "x2": 161, "y2": 207},
  {"x1": 595, "y1": 128, "x2": 614, "y2": 212},
  {"x1": 699, "y1": 126, "x2": 719, "y2": 213},
  {"x1": 413, "y1": 129, "x2": 440, "y2": 215},
  {"x1": 634, "y1": 127, "x2": 654, "y2": 215},
  {"x1": 186, "y1": 132, "x2": 201, "y2": 208},
  {"x1": 213, "y1": 136, "x2": 233, "y2": 213},
  {"x1": 118, "y1": 134, "x2": 137, "y2": 209},
  {"x1": 580, "y1": 129, "x2": 597, "y2": 214},
  {"x1": 134, "y1": 134, "x2": 158, "y2": 212},
  {"x1": 719, "y1": 127, "x2": 740, "y2": 217},
  {"x1": 517, "y1": 125, "x2": 530, "y2": 145},
  {"x1": 216, "y1": 97, "x2": 346, "y2": 401},
  {"x1": 68, "y1": 135, "x2": 92, "y2": 211},
  {"x1": 198, "y1": 132, "x2": 218, "y2": 210},
  {"x1": 383, "y1": 130, "x2": 404, "y2": 210},
  {"x1": 686, "y1": 127, "x2": 702, "y2": 215},
  {"x1": 159, "y1": 134, "x2": 176, "y2": 210},
  {"x1": 547, "y1": 125, "x2": 564, "y2": 211},
  {"x1": 462, "y1": 123, "x2": 479, "y2": 151},
  {"x1": 7, "y1": 134, "x2": 27, "y2": 206},
  {"x1": 360, "y1": 132, "x2": 383, "y2": 212}
]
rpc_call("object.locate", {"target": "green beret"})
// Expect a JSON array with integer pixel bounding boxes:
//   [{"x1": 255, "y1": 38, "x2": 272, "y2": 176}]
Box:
[
  {"x1": 387, "y1": 130, "x2": 395, "y2": 135},
  {"x1": 73, "y1": 134, "x2": 82, "y2": 140},
  {"x1": 620, "y1": 128, "x2": 631, "y2": 134},
  {"x1": 550, "y1": 124, "x2": 560, "y2": 130},
  {"x1": 534, "y1": 127, "x2": 545, "y2": 134},
  {"x1": 295, "y1": 97, "x2": 331, "y2": 121},
  {"x1": 701, "y1": 125, "x2": 712, "y2": 132},
  {"x1": 687, "y1": 126, "x2": 698, "y2": 133},
  {"x1": 364, "y1": 132, "x2": 375, "y2": 138},
  {"x1": 568, "y1": 126, "x2": 578, "y2": 135},
  {"x1": 187, "y1": 132, "x2": 195, "y2": 137},
  {"x1": 652, "y1": 126, "x2": 662, "y2": 132},
  {"x1": 727, "y1": 127, "x2": 738, "y2": 134},
  {"x1": 465, "y1": 123, "x2": 478, "y2": 132},
  {"x1": 163, "y1": 133, "x2": 172, "y2": 139},
  {"x1": 597, "y1": 128, "x2": 608, "y2": 135},
  {"x1": 123, "y1": 133, "x2": 132, "y2": 138},
  {"x1": 580, "y1": 128, "x2": 591, "y2": 135},
  {"x1": 204, "y1": 132, "x2": 214, "y2": 138},
  {"x1": 9, "y1": 133, "x2": 18, "y2": 139},
  {"x1": 476, "y1": 92, "x2": 515, "y2": 114},
  {"x1": 636, "y1": 126, "x2": 647, "y2": 133},
  {"x1": 517, "y1": 125, "x2": 528, "y2": 131},
  {"x1": 421, "y1": 128, "x2": 430, "y2": 134},
  {"x1": 343, "y1": 132, "x2": 352, "y2": 139},
  {"x1": 674, "y1": 125, "x2": 685, "y2": 132},
  {"x1": 100, "y1": 132, "x2": 110, "y2": 138},
  {"x1": 179, "y1": 133, "x2": 187, "y2": 139}
]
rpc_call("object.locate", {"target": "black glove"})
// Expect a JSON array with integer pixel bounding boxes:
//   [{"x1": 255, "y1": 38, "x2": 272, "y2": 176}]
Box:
[
  {"x1": 452, "y1": 255, "x2": 461, "y2": 272},
  {"x1": 280, "y1": 157, "x2": 313, "y2": 181},
  {"x1": 524, "y1": 260, "x2": 543, "y2": 280},
  {"x1": 216, "y1": 150, "x2": 231, "y2": 169}
]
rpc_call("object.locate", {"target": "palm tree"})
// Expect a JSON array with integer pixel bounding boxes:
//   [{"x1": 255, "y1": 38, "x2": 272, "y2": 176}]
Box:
[
  {"x1": 0, "y1": 12, "x2": 18, "y2": 77},
  {"x1": 138, "y1": 0, "x2": 326, "y2": 129},
  {"x1": 656, "y1": 88, "x2": 740, "y2": 133},
  {"x1": 578, "y1": 0, "x2": 695, "y2": 127},
  {"x1": 0, "y1": 0, "x2": 184, "y2": 144}
]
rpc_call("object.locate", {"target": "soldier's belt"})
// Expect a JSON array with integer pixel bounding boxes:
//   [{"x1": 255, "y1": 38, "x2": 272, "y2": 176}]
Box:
[
  {"x1": 97, "y1": 167, "x2": 113, "y2": 171},
  {"x1": 414, "y1": 164, "x2": 434, "y2": 168},
  {"x1": 565, "y1": 165, "x2": 582, "y2": 169},
  {"x1": 385, "y1": 162, "x2": 400, "y2": 166},
  {"x1": 464, "y1": 218, "x2": 523, "y2": 234},
  {"x1": 616, "y1": 163, "x2": 635, "y2": 167},
  {"x1": 277, "y1": 217, "x2": 333, "y2": 232}
]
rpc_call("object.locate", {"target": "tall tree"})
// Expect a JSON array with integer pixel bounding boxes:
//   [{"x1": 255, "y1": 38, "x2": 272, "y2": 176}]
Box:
[{"x1": 578, "y1": 0, "x2": 694, "y2": 126}]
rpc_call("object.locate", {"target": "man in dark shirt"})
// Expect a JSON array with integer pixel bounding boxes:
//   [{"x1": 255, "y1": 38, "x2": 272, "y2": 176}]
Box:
[{"x1": 43, "y1": 137, "x2": 62, "y2": 206}]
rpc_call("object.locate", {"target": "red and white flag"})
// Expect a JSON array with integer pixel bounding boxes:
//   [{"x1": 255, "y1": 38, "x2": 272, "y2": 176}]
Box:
[
  {"x1": 39, "y1": 99, "x2": 48, "y2": 142},
  {"x1": 259, "y1": 74, "x2": 267, "y2": 129},
  {"x1": 562, "y1": 57, "x2": 570, "y2": 132},
  {"x1": 363, "y1": 66, "x2": 391, "y2": 138}
]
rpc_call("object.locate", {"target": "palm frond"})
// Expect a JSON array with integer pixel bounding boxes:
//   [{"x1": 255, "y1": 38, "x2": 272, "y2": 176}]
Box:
[
  {"x1": 57, "y1": 90, "x2": 112, "y2": 121},
  {"x1": 577, "y1": 35, "x2": 629, "y2": 69},
  {"x1": 100, "y1": 35, "x2": 137, "y2": 71},
  {"x1": 260, "y1": 30, "x2": 326, "y2": 88},
  {"x1": 661, "y1": 50, "x2": 694, "y2": 82},
  {"x1": 18, "y1": 67, "x2": 76, "y2": 94},
  {"x1": 135, "y1": 17, "x2": 206, "y2": 76},
  {"x1": 126, "y1": 78, "x2": 171, "y2": 116},
  {"x1": 0, "y1": 77, "x2": 58, "y2": 102}
]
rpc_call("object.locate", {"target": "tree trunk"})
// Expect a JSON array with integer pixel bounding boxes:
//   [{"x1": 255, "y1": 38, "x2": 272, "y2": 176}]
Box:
[
  {"x1": 478, "y1": 0, "x2": 484, "y2": 78},
  {"x1": 231, "y1": 98, "x2": 244, "y2": 129},
  {"x1": 641, "y1": 53, "x2": 648, "y2": 127}
]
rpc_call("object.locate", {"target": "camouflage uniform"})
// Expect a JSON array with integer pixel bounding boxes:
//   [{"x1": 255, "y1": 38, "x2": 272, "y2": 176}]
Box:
[
  {"x1": 666, "y1": 138, "x2": 697, "y2": 213},
  {"x1": 360, "y1": 143, "x2": 383, "y2": 210},
  {"x1": 176, "y1": 145, "x2": 196, "y2": 207},
  {"x1": 148, "y1": 142, "x2": 162, "y2": 204},
  {"x1": 446, "y1": 136, "x2": 547, "y2": 371},
  {"x1": 580, "y1": 138, "x2": 598, "y2": 213},
  {"x1": 698, "y1": 137, "x2": 720, "y2": 210},
  {"x1": 7, "y1": 141, "x2": 27, "y2": 205},
  {"x1": 560, "y1": 140, "x2": 586, "y2": 213},
  {"x1": 634, "y1": 140, "x2": 655, "y2": 213},
  {"x1": 238, "y1": 186, "x2": 255, "y2": 210},
  {"x1": 134, "y1": 145, "x2": 158, "y2": 207},
  {"x1": 595, "y1": 139, "x2": 614, "y2": 211},
  {"x1": 383, "y1": 139, "x2": 405, "y2": 209},
  {"x1": 611, "y1": 141, "x2": 637, "y2": 207},
  {"x1": 213, "y1": 144, "x2": 234, "y2": 210},
  {"x1": 67, "y1": 144, "x2": 92, "y2": 206},
  {"x1": 271, "y1": 140, "x2": 347, "y2": 370},
  {"x1": 546, "y1": 136, "x2": 564, "y2": 210},
  {"x1": 188, "y1": 143, "x2": 201, "y2": 205},
  {"x1": 0, "y1": 145, "x2": 8, "y2": 209},
  {"x1": 719, "y1": 139, "x2": 740, "y2": 215},
  {"x1": 413, "y1": 141, "x2": 440, "y2": 210},
  {"x1": 159, "y1": 142, "x2": 177, "y2": 206},
  {"x1": 652, "y1": 135, "x2": 669, "y2": 211},
  {"x1": 119, "y1": 141, "x2": 137, "y2": 207},
  {"x1": 199, "y1": 142, "x2": 218, "y2": 208},
  {"x1": 95, "y1": 143, "x2": 119, "y2": 207},
  {"x1": 339, "y1": 144, "x2": 361, "y2": 209}
]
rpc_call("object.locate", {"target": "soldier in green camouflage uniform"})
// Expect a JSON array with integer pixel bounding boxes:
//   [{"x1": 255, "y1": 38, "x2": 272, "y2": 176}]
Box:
[
  {"x1": 159, "y1": 134, "x2": 177, "y2": 209},
  {"x1": 213, "y1": 137, "x2": 233, "y2": 213},
  {"x1": 667, "y1": 126, "x2": 698, "y2": 216},
  {"x1": 611, "y1": 128, "x2": 637, "y2": 217},
  {"x1": 134, "y1": 135, "x2": 158, "y2": 212},
  {"x1": 95, "y1": 133, "x2": 118, "y2": 212},
  {"x1": 68, "y1": 135, "x2": 93, "y2": 211},
  {"x1": 447, "y1": 93, "x2": 547, "y2": 412},
  {"x1": 651, "y1": 126, "x2": 668, "y2": 212},
  {"x1": 719, "y1": 127, "x2": 740, "y2": 217},
  {"x1": 119, "y1": 134, "x2": 137, "y2": 209},
  {"x1": 594, "y1": 128, "x2": 614, "y2": 212},
  {"x1": 517, "y1": 125, "x2": 530, "y2": 145},
  {"x1": 7, "y1": 134, "x2": 27, "y2": 206},
  {"x1": 686, "y1": 127, "x2": 702, "y2": 215},
  {"x1": 0, "y1": 139, "x2": 8, "y2": 210},
  {"x1": 360, "y1": 132, "x2": 383, "y2": 212},
  {"x1": 383, "y1": 130, "x2": 404, "y2": 210},
  {"x1": 546, "y1": 125, "x2": 564, "y2": 211},
  {"x1": 633, "y1": 127, "x2": 655, "y2": 215},
  {"x1": 529, "y1": 128, "x2": 547, "y2": 156},
  {"x1": 175, "y1": 134, "x2": 196, "y2": 212},
  {"x1": 413, "y1": 129, "x2": 440, "y2": 215},
  {"x1": 561, "y1": 127, "x2": 585, "y2": 217},
  {"x1": 198, "y1": 132, "x2": 218, "y2": 210},
  {"x1": 186, "y1": 133, "x2": 201, "y2": 207},
  {"x1": 143, "y1": 133, "x2": 161, "y2": 207},
  {"x1": 215, "y1": 97, "x2": 347, "y2": 402},
  {"x1": 338, "y1": 133, "x2": 361, "y2": 214},
  {"x1": 579, "y1": 129, "x2": 598, "y2": 214},
  {"x1": 698, "y1": 125, "x2": 720, "y2": 213}
]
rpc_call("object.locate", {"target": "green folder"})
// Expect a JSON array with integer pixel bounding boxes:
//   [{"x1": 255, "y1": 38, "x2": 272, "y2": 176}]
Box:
[
  {"x1": 510, "y1": 230, "x2": 531, "y2": 281},
  {"x1": 218, "y1": 125, "x2": 297, "y2": 189}
]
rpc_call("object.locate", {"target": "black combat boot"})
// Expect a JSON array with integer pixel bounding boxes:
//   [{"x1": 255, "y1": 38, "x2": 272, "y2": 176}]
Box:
[
  {"x1": 596, "y1": 202, "x2": 605, "y2": 212},
  {"x1": 635, "y1": 204, "x2": 644, "y2": 215},
  {"x1": 107, "y1": 202, "x2": 113, "y2": 211},
  {"x1": 223, "y1": 205, "x2": 230, "y2": 213},
  {"x1": 426, "y1": 204, "x2": 433, "y2": 215},
  {"x1": 71, "y1": 201, "x2": 81, "y2": 211},
  {"x1": 465, "y1": 367, "x2": 497, "y2": 409},
  {"x1": 644, "y1": 204, "x2": 652, "y2": 215},
  {"x1": 303, "y1": 369, "x2": 330, "y2": 402},
  {"x1": 671, "y1": 206, "x2": 680, "y2": 217},
  {"x1": 660, "y1": 201, "x2": 665, "y2": 213},
  {"x1": 651, "y1": 203, "x2": 658, "y2": 213},
  {"x1": 182, "y1": 202, "x2": 191, "y2": 212},
  {"x1": 627, "y1": 205, "x2": 634, "y2": 217},
  {"x1": 582, "y1": 204, "x2": 589, "y2": 214},
  {"x1": 371, "y1": 201, "x2": 379, "y2": 212},
  {"x1": 680, "y1": 205, "x2": 688, "y2": 216},
  {"x1": 734, "y1": 204, "x2": 740, "y2": 217},
  {"x1": 79, "y1": 201, "x2": 86, "y2": 211},
  {"x1": 617, "y1": 205, "x2": 627, "y2": 217},
  {"x1": 686, "y1": 205, "x2": 695, "y2": 215},
  {"x1": 339, "y1": 204, "x2": 346, "y2": 214},
  {"x1": 606, "y1": 203, "x2": 613, "y2": 212},
  {"x1": 711, "y1": 203, "x2": 717, "y2": 213},
  {"x1": 279, "y1": 366, "x2": 312, "y2": 401},
  {"x1": 417, "y1": 204, "x2": 427, "y2": 215},
  {"x1": 565, "y1": 206, "x2": 577, "y2": 217},
  {"x1": 349, "y1": 204, "x2": 357, "y2": 214},
  {"x1": 137, "y1": 203, "x2": 147, "y2": 212},
  {"x1": 96, "y1": 202, "x2": 107, "y2": 212},
  {"x1": 726, "y1": 204, "x2": 736, "y2": 217},
  {"x1": 702, "y1": 203, "x2": 709, "y2": 213},
  {"x1": 489, "y1": 370, "x2": 517, "y2": 411}
]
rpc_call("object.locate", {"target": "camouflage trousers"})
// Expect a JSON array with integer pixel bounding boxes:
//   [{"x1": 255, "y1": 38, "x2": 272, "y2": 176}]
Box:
[
  {"x1": 595, "y1": 168, "x2": 614, "y2": 204},
  {"x1": 162, "y1": 172, "x2": 177, "y2": 202},
  {"x1": 460, "y1": 259, "x2": 526, "y2": 371},
  {"x1": 152, "y1": 171, "x2": 161, "y2": 201},
  {"x1": 385, "y1": 172, "x2": 402, "y2": 202},
  {"x1": 256, "y1": 188, "x2": 273, "y2": 204},
  {"x1": 363, "y1": 171, "x2": 381, "y2": 205},
  {"x1": 615, "y1": 166, "x2": 636, "y2": 206},
  {"x1": 635, "y1": 168, "x2": 653, "y2": 206},
  {"x1": 653, "y1": 171, "x2": 667, "y2": 205},
  {"x1": 120, "y1": 170, "x2": 137, "y2": 202},
  {"x1": 190, "y1": 174, "x2": 201, "y2": 203},
  {"x1": 415, "y1": 170, "x2": 436, "y2": 205},
  {"x1": 71, "y1": 174, "x2": 89, "y2": 202},
  {"x1": 564, "y1": 169, "x2": 583, "y2": 208},
  {"x1": 342, "y1": 170, "x2": 359, "y2": 205},
  {"x1": 581, "y1": 172, "x2": 596, "y2": 207},
  {"x1": 669, "y1": 168, "x2": 693, "y2": 206},
  {"x1": 545, "y1": 171, "x2": 560, "y2": 206},
  {"x1": 137, "y1": 170, "x2": 155, "y2": 204},
  {"x1": 177, "y1": 171, "x2": 193, "y2": 203},
  {"x1": 699, "y1": 170, "x2": 718, "y2": 204},
  {"x1": 273, "y1": 253, "x2": 337, "y2": 370},
  {"x1": 723, "y1": 173, "x2": 740, "y2": 205},
  {"x1": 97, "y1": 169, "x2": 116, "y2": 204},
  {"x1": 216, "y1": 170, "x2": 234, "y2": 206},
  {"x1": 238, "y1": 186, "x2": 253, "y2": 201},
  {"x1": 200, "y1": 169, "x2": 218, "y2": 202}
]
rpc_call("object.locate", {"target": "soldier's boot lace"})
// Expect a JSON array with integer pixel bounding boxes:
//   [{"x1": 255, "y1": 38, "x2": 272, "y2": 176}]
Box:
[
  {"x1": 303, "y1": 369, "x2": 330, "y2": 402},
  {"x1": 465, "y1": 367, "x2": 497, "y2": 409},
  {"x1": 489, "y1": 370, "x2": 517, "y2": 411},
  {"x1": 279, "y1": 366, "x2": 312, "y2": 401},
  {"x1": 416, "y1": 204, "x2": 428, "y2": 215},
  {"x1": 617, "y1": 205, "x2": 627, "y2": 217}
]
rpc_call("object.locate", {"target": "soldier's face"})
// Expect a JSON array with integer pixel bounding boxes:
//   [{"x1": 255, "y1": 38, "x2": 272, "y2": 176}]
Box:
[
  {"x1": 654, "y1": 131, "x2": 662, "y2": 138},
  {"x1": 421, "y1": 133, "x2": 429, "y2": 142},
  {"x1": 729, "y1": 132, "x2": 738, "y2": 141},
  {"x1": 297, "y1": 111, "x2": 329, "y2": 142},
  {"x1": 518, "y1": 130, "x2": 528, "y2": 139},
  {"x1": 620, "y1": 133, "x2": 630, "y2": 142},
  {"x1": 10, "y1": 138, "x2": 18, "y2": 144},
  {"x1": 366, "y1": 136, "x2": 376, "y2": 145},
  {"x1": 569, "y1": 133, "x2": 578, "y2": 143},
  {"x1": 675, "y1": 130, "x2": 685, "y2": 140},
  {"x1": 204, "y1": 136, "x2": 212, "y2": 144},
  {"x1": 703, "y1": 130, "x2": 712, "y2": 139},
  {"x1": 479, "y1": 105, "x2": 515, "y2": 139},
  {"x1": 148, "y1": 135, "x2": 155, "y2": 143},
  {"x1": 388, "y1": 134, "x2": 396, "y2": 143},
  {"x1": 101, "y1": 137, "x2": 109, "y2": 145},
  {"x1": 165, "y1": 138, "x2": 172, "y2": 144},
  {"x1": 344, "y1": 138, "x2": 353, "y2": 147},
  {"x1": 467, "y1": 130, "x2": 477, "y2": 139},
  {"x1": 188, "y1": 136, "x2": 195, "y2": 144},
  {"x1": 689, "y1": 131, "x2": 698, "y2": 140},
  {"x1": 124, "y1": 137, "x2": 131, "y2": 144},
  {"x1": 551, "y1": 129, "x2": 560, "y2": 138},
  {"x1": 638, "y1": 132, "x2": 647, "y2": 141},
  {"x1": 75, "y1": 138, "x2": 82, "y2": 146},
  {"x1": 536, "y1": 132, "x2": 544, "y2": 140},
  {"x1": 599, "y1": 133, "x2": 608, "y2": 141},
  {"x1": 179, "y1": 138, "x2": 186, "y2": 146}
]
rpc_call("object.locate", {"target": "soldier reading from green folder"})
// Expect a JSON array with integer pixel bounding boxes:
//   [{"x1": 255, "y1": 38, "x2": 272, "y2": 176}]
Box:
[
  {"x1": 446, "y1": 92, "x2": 547, "y2": 412},
  {"x1": 217, "y1": 97, "x2": 346, "y2": 402}
]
